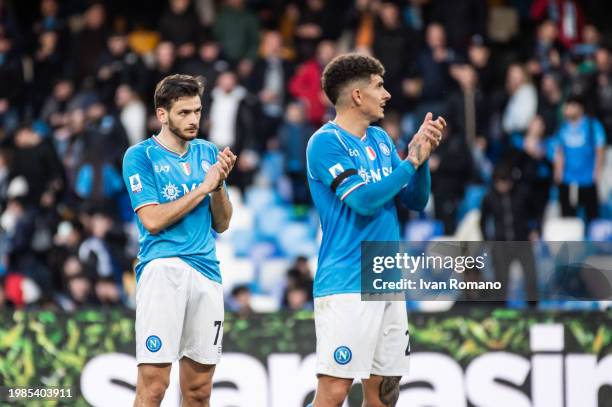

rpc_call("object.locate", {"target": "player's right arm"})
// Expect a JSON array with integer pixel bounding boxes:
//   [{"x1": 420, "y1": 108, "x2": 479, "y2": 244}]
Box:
[
  {"x1": 307, "y1": 132, "x2": 419, "y2": 216},
  {"x1": 123, "y1": 146, "x2": 227, "y2": 234}
]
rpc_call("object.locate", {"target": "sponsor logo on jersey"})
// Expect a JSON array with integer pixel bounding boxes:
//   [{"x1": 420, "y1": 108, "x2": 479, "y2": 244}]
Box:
[
  {"x1": 181, "y1": 162, "x2": 191, "y2": 176},
  {"x1": 348, "y1": 148, "x2": 360, "y2": 157},
  {"x1": 154, "y1": 164, "x2": 170, "y2": 173},
  {"x1": 328, "y1": 163, "x2": 344, "y2": 178},
  {"x1": 129, "y1": 174, "x2": 142, "y2": 193},
  {"x1": 379, "y1": 142, "x2": 391, "y2": 156},
  {"x1": 333, "y1": 346, "x2": 352, "y2": 365},
  {"x1": 366, "y1": 146, "x2": 377, "y2": 160},
  {"x1": 358, "y1": 166, "x2": 393, "y2": 184},
  {"x1": 161, "y1": 182, "x2": 180, "y2": 201},
  {"x1": 146, "y1": 335, "x2": 162, "y2": 352}
]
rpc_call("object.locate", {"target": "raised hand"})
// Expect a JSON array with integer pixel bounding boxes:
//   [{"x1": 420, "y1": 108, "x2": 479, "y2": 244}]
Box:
[
  {"x1": 406, "y1": 112, "x2": 447, "y2": 168},
  {"x1": 216, "y1": 147, "x2": 237, "y2": 181}
]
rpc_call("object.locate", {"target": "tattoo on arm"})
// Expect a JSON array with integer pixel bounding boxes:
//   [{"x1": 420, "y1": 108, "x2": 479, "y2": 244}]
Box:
[
  {"x1": 379, "y1": 376, "x2": 401, "y2": 406},
  {"x1": 408, "y1": 142, "x2": 423, "y2": 166}
]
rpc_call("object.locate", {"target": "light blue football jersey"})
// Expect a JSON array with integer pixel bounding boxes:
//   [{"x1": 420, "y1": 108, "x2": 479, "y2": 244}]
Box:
[
  {"x1": 122, "y1": 136, "x2": 221, "y2": 283},
  {"x1": 307, "y1": 122, "x2": 411, "y2": 297}
]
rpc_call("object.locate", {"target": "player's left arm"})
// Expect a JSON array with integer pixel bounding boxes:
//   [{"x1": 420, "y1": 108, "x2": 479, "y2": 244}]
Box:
[{"x1": 210, "y1": 147, "x2": 236, "y2": 233}]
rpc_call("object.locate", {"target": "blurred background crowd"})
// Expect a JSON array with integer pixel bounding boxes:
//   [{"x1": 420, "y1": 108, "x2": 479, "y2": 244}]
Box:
[{"x1": 0, "y1": 0, "x2": 611, "y2": 313}]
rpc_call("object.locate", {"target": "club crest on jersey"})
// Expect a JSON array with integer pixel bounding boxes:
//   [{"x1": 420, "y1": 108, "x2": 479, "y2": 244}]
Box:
[
  {"x1": 129, "y1": 174, "x2": 142, "y2": 193},
  {"x1": 365, "y1": 146, "x2": 377, "y2": 160},
  {"x1": 180, "y1": 162, "x2": 191, "y2": 175},
  {"x1": 328, "y1": 163, "x2": 344, "y2": 178},
  {"x1": 379, "y1": 142, "x2": 391, "y2": 156},
  {"x1": 201, "y1": 160, "x2": 212, "y2": 172}
]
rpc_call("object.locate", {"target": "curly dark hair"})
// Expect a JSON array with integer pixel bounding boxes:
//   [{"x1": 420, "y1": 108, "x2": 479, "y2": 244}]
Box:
[
  {"x1": 321, "y1": 54, "x2": 385, "y2": 105},
  {"x1": 154, "y1": 74, "x2": 204, "y2": 110}
]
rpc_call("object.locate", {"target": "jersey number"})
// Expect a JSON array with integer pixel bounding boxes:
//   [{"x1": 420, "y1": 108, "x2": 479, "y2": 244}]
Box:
[
  {"x1": 405, "y1": 329, "x2": 411, "y2": 356},
  {"x1": 213, "y1": 321, "x2": 223, "y2": 345}
]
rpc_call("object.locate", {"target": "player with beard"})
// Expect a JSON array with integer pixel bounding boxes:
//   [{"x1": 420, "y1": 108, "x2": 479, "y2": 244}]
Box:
[{"x1": 122, "y1": 74, "x2": 236, "y2": 406}]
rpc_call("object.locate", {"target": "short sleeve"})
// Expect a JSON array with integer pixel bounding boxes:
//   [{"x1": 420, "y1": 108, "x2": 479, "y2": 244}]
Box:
[
  {"x1": 306, "y1": 132, "x2": 366, "y2": 201},
  {"x1": 122, "y1": 146, "x2": 159, "y2": 211}
]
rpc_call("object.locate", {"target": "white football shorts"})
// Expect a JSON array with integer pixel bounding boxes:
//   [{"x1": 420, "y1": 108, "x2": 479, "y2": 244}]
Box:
[
  {"x1": 314, "y1": 293, "x2": 410, "y2": 379},
  {"x1": 135, "y1": 257, "x2": 224, "y2": 365}
]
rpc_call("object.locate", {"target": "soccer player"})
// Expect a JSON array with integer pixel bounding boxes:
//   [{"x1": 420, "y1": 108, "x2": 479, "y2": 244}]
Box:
[
  {"x1": 306, "y1": 54, "x2": 446, "y2": 406},
  {"x1": 122, "y1": 74, "x2": 236, "y2": 406}
]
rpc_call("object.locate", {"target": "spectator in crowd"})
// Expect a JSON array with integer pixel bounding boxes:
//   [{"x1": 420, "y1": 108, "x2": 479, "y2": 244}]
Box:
[
  {"x1": 283, "y1": 285, "x2": 311, "y2": 311},
  {"x1": 530, "y1": 0, "x2": 585, "y2": 49},
  {"x1": 9, "y1": 125, "x2": 65, "y2": 209},
  {"x1": 145, "y1": 41, "x2": 177, "y2": 122},
  {"x1": 278, "y1": 102, "x2": 313, "y2": 205},
  {"x1": 537, "y1": 72, "x2": 564, "y2": 135},
  {"x1": 208, "y1": 71, "x2": 259, "y2": 191},
  {"x1": 95, "y1": 30, "x2": 147, "y2": 106},
  {"x1": 213, "y1": 0, "x2": 260, "y2": 73},
  {"x1": 429, "y1": 119, "x2": 473, "y2": 234},
  {"x1": 553, "y1": 96, "x2": 606, "y2": 223},
  {"x1": 40, "y1": 79, "x2": 75, "y2": 130},
  {"x1": 430, "y1": 0, "x2": 487, "y2": 53},
  {"x1": 289, "y1": 39, "x2": 336, "y2": 126},
  {"x1": 467, "y1": 34, "x2": 494, "y2": 94},
  {"x1": 159, "y1": 0, "x2": 201, "y2": 60},
  {"x1": 31, "y1": 29, "x2": 65, "y2": 115},
  {"x1": 228, "y1": 284, "x2": 253, "y2": 318},
  {"x1": 294, "y1": 0, "x2": 338, "y2": 60},
  {"x1": 283, "y1": 256, "x2": 313, "y2": 304},
  {"x1": 480, "y1": 164, "x2": 538, "y2": 303},
  {"x1": 411, "y1": 23, "x2": 456, "y2": 120},
  {"x1": 371, "y1": 0, "x2": 418, "y2": 113},
  {"x1": 511, "y1": 116, "x2": 554, "y2": 233},
  {"x1": 527, "y1": 20, "x2": 563, "y2": 77},
  {"x1": 502, "y1": 63, "x2": 538, "y2": 135},
  {"x1": 594, "y1": 47, "x2": 612, "y2": 142},
  {"x1": 0, "y1": 24, "x2": 24, "y2": 138},
  {"x1": 247, "y1": 30, "x2": 295, "y2": 144},
  {"x1": 71, "y1": 2, "x2": 108, "y2": 85},
  {"x1": 115, "y1": 84, "x2": 146, "y2": 146}
]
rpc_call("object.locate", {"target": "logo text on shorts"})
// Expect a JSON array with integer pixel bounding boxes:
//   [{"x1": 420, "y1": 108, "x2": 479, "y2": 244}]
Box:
[
  {"x1": 334, "y1": 346, "x2": 352, "y2": 365},
  {"x1": 146, "y1": 335, "x2": 162, "y2": 352}
]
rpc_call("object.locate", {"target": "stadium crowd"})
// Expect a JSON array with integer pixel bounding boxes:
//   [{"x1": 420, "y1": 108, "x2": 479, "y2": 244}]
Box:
[{"x1": 0, "y1": 0, "x2": 610, "y2": 310}]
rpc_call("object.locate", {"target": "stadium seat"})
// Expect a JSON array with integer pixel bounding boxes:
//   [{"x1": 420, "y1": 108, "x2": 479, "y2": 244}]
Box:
[
  {"x1": 249, "y1": 294, "x2": 280, "y2": 312},
  {"x1": 542, "y1": 217, "x2": 585, "y2": 241},
  {"x1": 454, "y1": 209, "x2": 483, "y2": 241},
  {"x1": 226, "y1": 186, "x2": 243, "y2": 208},
  {"x1": 457, "y1": 184, "x2": 487, "y2": 221},
  {"x1": 256, "y1": 206, "x2": 290, "y2": 239},
  {"x1": 245, "y1": 186, "x2": 278, "y2": 211},
  {"x1": 229, "y1": 206, "x2": 254, "y2": 230},
  {"x1": 588, "y1": 219, "x2": 612, "y2": 241},
  {"x1": 258, "y1": 258, "x2": 291, "y2": 294},
  {"x1": 230, "y1": 229, "x2": 256, "y2": 257},
  {"x1": 404, "y1": 219, "x2": 444, "y2": 241},
  {"x1": 221, "y1": 259, "x2": 256, "y2": 293}
]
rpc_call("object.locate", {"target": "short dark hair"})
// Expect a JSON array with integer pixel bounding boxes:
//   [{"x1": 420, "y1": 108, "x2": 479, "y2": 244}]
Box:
[
  {"x1": 321, "y1": 53, "x2": 385, "y2": 105},
  {"x1": 154, "y1": 74, "x2": 204, "y2": 110}
]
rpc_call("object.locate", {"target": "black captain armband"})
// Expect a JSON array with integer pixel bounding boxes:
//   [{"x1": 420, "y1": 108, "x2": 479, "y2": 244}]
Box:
[{"x1": 330, "y1": 169, "x2": 358, "y2": 193}]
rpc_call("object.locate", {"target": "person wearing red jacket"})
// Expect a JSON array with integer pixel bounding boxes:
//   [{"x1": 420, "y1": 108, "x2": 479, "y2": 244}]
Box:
[
  {"x1": 289, "y1": 40, "x2": 336, "y2": 126},
  {"x1": 530, "y1": 0, "x2": 585, "y2": 49}
]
